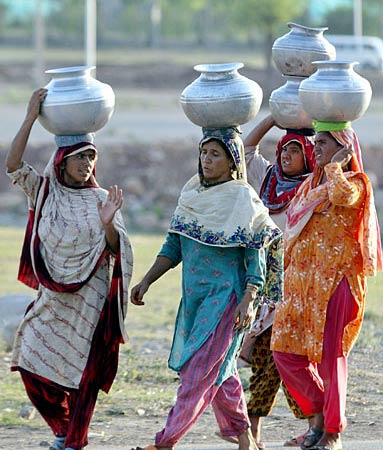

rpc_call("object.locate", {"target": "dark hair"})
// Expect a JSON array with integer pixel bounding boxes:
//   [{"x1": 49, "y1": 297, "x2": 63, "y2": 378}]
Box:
[{"x1": 286, "y1": 128, "x2": 315, "y2": 136}]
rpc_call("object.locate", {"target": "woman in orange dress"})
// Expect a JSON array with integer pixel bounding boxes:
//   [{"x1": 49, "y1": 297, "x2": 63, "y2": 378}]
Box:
[{"x1": 271, "y1": 121, "x2": 382, "y2": 450}]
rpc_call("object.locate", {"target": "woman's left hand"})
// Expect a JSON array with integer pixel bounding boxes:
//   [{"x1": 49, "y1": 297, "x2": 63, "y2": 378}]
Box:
[
  {"x1": 98, "y1": 185, "x2": 123, "y2": 225},
  {"x1": 233, "y1": 292, "x2": 256, "y2": 331}
]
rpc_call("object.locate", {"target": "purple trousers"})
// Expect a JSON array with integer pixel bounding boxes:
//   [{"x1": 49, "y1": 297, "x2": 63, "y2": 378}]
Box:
[{"x1": 155, "y1": 297, "x2": 250, "y2": 447}]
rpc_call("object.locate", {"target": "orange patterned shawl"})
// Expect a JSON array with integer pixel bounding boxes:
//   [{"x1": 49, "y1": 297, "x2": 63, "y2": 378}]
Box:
[{"x1": 271, "y1": 128, "x2": 382, "y2": 362}]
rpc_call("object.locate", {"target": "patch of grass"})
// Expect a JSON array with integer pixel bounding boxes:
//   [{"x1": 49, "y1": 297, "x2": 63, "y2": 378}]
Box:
[
  {"x1": 0, "y1": 46, "x2": 265, "y2": 68},
  {"x1": 365, "y1": 275, "x2": 383, "y2": 317},
  {"x1": 0, "y1": 227, "x2": 35, "y2": 295}
]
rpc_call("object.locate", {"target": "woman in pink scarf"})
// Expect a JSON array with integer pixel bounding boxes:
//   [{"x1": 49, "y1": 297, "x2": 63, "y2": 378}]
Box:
[
  {"x1": 271, "y1": 121, "x2": 382, "y2": 450},
  {"x1": 6, "y1": 89, "x2": 133, "y2": 450}
]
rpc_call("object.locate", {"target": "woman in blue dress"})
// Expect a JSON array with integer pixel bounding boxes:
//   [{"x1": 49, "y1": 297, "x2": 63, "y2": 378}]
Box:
[{"x1": 131, "y1": 127, "x2": 283, "y2": 450}]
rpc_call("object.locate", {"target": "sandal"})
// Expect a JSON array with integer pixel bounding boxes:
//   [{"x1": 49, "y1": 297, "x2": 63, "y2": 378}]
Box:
[
  {"x1": 310, "y1": 437, "x2": 342, "y2": 450},
  {"x1": 284, "y1": 429, "x2": 310, "y2": 447},
  {"x1": 49, "y1": 436, "x2": 66, "y2": 450},
  {"x1": 310, "y1": 445, "x2": 342, "y2": 450},
  {"x1": 300, "y1": 427, "x2": 324, "y2": 449}
]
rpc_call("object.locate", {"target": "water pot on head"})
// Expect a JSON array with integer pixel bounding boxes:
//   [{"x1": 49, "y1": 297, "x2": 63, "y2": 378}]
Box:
[
  {"x1": 180, "y1": 62, "x2": 263, "y2": 128},
  {"x1": 298, "y1": 60, "x2": 372, "y2": 122},
  {"x1": 39, "y1": 65, "x2": 115, "y2": 136}
]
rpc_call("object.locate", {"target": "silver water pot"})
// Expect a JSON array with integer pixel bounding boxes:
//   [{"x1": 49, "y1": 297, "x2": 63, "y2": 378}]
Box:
[
  {"x1": 39, "y1": 66, "x2": 115, "y2": 136},
  {"x1": 180, "y1": 62, "x2": 263, "y2": 128},
  {"x1": 298, "y1": 60, "x2": 372, "y2": 122},
  {"x1": 272, "y1": 22, "x2": 336, "y2": 76},
  {"x1": 269, "y1": 75, "x2": 313, "y2": 129}
]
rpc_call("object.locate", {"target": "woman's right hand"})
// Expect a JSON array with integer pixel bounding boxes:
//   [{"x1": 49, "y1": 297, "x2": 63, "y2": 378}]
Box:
[
  {"x1": 26, "y1": 88, "x2": 47, "y2": 122},
  {"x1": 130, "y1": 280, "x2": 150, "y2": 306},
  {"x1": 244, "y1": 114, "x2": 279, "y2": 148},
  {"x1": 6, "y1": 88, "x2": 47, "y2": 173}
]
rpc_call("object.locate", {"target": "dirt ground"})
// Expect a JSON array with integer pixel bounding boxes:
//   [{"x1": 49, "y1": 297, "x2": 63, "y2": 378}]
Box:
[{"x1": 1, "y1": 316, "x2": 382, "y2": 449}]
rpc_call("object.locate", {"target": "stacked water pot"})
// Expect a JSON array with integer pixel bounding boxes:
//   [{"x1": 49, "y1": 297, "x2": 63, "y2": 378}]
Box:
[
  {"x1": 298, "y1": 60, "x2": 372, "y2": 124},
  {"x1": 269, "y1": 22, "x2": 336, "y2": 129},
  {"x1": 38, "y1": 65, "x2": 115, "y2": 141},
  {"x1": 180, "y1": 62, "x2": 263, "y2": 129}
]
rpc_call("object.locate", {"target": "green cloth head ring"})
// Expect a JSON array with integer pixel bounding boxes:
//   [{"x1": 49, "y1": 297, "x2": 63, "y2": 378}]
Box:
[{"x1": 312, "y1": 120, "x2": 351, "y2": 132}]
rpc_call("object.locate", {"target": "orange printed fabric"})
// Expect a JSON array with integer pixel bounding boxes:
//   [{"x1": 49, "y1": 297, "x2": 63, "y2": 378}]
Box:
[{"x1": 271, "y1": 163, "x2": 369, "y2": 362}]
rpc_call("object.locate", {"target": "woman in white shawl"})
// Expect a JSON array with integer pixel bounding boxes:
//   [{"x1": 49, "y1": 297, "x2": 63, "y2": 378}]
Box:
[
  {"x1": 131, "y1": 126, "x2": 283, "y2": 450},
  {"x1": 6, "y1": 88, "x2": 133, "y2": 450}
]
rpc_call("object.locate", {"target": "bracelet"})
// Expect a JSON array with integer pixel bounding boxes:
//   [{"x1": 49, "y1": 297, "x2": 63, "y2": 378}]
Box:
[{"x1": 244, "y1": 283, "x2": 258, "y2": 294}]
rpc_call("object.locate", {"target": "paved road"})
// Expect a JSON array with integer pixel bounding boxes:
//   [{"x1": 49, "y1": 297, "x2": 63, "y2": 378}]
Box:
[{"x1": 0, "y1": 91, "x2": 382, "y2": 145}]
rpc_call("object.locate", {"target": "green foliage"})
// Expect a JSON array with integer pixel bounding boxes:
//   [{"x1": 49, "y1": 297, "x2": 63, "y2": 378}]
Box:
[
  {"x1": 230, "y1": 0, "x2": 307, "y2": 34},
  {"x1": 0, "y1": 0, "x2": 310, "y2": 49},
  {"x1": 1, "y1": 0, "x2": 382, "y2": 49}
]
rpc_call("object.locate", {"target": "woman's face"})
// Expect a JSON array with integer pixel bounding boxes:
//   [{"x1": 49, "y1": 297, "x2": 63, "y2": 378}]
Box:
[
  {"x1": 313, "y1": 132, "x2": 342, "y2": 168},
  {"x1": 200, "y1": 140, "x2": 233, "y2": 184},
  {"x1": 280, "y1": 142, "x2": 306, "y2": 176},
  {"x1": 61, "y1": 150, "x2": 97, "y2": 186}
]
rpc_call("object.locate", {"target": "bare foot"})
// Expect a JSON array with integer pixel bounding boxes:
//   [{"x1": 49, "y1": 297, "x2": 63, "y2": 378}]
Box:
[
  {"x1": 238, "y1": 428, "x2": 258, "y2": 450},
  {"x1": 249, "y1": 416, "x2": 261, "y2": 443}
]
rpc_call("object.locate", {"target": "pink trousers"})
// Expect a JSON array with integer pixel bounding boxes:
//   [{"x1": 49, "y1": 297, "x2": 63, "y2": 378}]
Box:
[
  {"x1": 273, "y1": 277, "x2": 358, "y2": 433},
  {"x1": 155, "y1": 298, "x2": 250, "y2": 447}
]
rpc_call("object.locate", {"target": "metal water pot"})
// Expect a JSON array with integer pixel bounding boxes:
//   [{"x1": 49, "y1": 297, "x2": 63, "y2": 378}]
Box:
[
  {"x1": 180, "y1": 62, "x2": 263, "y2": 128},
  {"x1": 298, "y1": 60, "x2": 372, "y2": 122},
  {"x1": 38, "y1": 66, "x2": 115, "y2": 136},
  {"x1": 269, "y1": 75, "x2": 312, "y2": 129},
  {"x1": 272, "y1": 22, "x2": 336, "y2": 76}
]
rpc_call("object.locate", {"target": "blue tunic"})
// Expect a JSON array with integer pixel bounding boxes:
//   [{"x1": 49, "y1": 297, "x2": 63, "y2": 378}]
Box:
[{"x1": 159, "y1": 232, "x2": 266, "y2": 384}]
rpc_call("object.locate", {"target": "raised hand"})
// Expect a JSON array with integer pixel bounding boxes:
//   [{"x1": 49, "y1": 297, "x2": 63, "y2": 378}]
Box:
[
  {"x1": 97, "y1": 185, "x2": 123, "y2": 225},
  {"x1": 6, "y1": 88, "x2": 48, "y2": 173},
  {"x1": 331, "y1": 144, "x2": 354, "y2": 167},
  {"x1": 27, "y1": 88, "x2": 47, "y2": 122}
]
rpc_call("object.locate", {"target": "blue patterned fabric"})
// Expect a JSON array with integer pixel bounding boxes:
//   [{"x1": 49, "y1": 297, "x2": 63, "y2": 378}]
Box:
[
  {"x1": 159, "y1": 232, "x2": 266, "y2": 384},
  {"x1": 169, "y1": 214, "x2": 281, "y2": 249}
]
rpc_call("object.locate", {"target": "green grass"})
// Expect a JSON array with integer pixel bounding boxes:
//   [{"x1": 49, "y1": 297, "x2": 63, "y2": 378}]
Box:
[{"x1": 0, "y1": 46, "x2": 265, "y2": 67}]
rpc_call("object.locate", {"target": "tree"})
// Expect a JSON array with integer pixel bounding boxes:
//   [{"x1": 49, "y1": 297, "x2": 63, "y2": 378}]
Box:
[
  {"x1": 45, "y1": 0, "x2": 83, "y2": 47},
  {"x1": 229, "y1": 0, "x2": 308, "y2": 74}
]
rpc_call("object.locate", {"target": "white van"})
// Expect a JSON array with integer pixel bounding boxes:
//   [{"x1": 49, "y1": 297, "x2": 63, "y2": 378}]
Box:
[{"x1": 326, "y1": 35, "x2": 383, "y2": 71}]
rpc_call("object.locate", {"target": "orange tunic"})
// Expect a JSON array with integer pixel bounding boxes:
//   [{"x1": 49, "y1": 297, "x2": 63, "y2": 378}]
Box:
[{"x1": 271, "y1": 162, "x2": 367, "y2": 362}]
